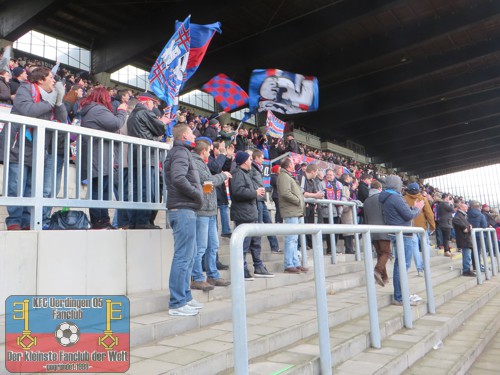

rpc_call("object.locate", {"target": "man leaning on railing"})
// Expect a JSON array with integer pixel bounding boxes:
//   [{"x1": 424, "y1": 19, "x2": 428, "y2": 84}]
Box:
[{"x1": 0, "y1": 66, "x2": 67, "y2": 230}]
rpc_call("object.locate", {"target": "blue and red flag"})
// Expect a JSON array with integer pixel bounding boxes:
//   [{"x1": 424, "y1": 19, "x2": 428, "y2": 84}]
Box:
[
  {"x1": 202, "y1": 74, "x2": 249, "y2": 112},
  {"x1": 265, "y1": 110, "x2": 286, "y2": 139},
  {"x1": 149, "y1": 16, "x2": 221, "y2": 124},
  {"x1": 248, "y1": 68, "x2": 319, "y2": 115}
]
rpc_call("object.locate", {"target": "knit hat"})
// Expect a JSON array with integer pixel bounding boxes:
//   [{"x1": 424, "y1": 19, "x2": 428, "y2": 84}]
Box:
[
  {"x1": 482, "y1": 204, "x2": 490, "y2": 210},
  {"x1": 271, "y1": 165, "x2": 280, "y2": 174},
  {"x1": 196, "y1": 136, "x2": 213, "y2": 145},
  {"x1": 407, "y1": 182, "x2": 420, "y2": 194},
  {"x1": 209, "y1": 118, "x2": 219, "y2": 126},
  {"x1": 235, "y1": 151, "x2": 250, "y2": 165},
  {"x1": 12, "y1": 67, "x2": 25, "y2": 78}
]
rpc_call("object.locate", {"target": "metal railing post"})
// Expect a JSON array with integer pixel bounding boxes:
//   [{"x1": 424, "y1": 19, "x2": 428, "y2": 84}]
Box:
[
  {"x1": 471, "y1": 229, "x2": 483, "y2": 285},
  {"x1": 299, "y1": 216, "x2": 307, "y2": 266},
  {"x1": 396, "y1": 231, "x2": 412, "y2": 328},
  {"x1": 311, "y1": 230, "x2": 332, "y2": 375},
  {"x1": 362, "y1": 230, "x2": 381, "y2": 348},
  {"x1": 328, "y1": 202, "x2": 337, "y2": 264},
  {"x1": 479, "y1": 233, "x2": 491, "y2": 280},
  {"x1": 353, "y1": 204, "x2": 361, "y2": 261},
  {"x1": 486, "y1": 231, "x2": 497, "y2": 276},
  {"x1": 421, "y1": 232, "x2": 436, "y2": 314},
  {"x1": 230, "y1": 228, "x2": 249, "y2": 375},
  {"x1": 493, "y1": 230, "x2": 500, "y2": 271},
  {"x1": 31, "y1": 125, "x2": 46, "y2": 230}
]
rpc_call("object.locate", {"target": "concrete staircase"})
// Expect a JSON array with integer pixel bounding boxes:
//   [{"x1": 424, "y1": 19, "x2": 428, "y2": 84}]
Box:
[{"x1": 2, "y1": 237, "x2": 499, "y2": 375}]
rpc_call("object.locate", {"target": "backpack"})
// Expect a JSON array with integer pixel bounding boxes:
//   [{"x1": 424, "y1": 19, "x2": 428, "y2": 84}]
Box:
[{"x1": 48, "y1": 210, "x2": 91, "y2": 230}]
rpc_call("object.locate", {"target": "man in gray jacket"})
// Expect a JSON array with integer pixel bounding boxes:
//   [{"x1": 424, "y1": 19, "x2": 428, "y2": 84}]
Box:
[
  {"x1": 363, "y1": 180, "x2": 390, "y2": 286},
  {"x1": 164, "y1": 124, "x2": 204, "y2": 317},
  {"x1": 191, "y1": 139, "x2": 231, "y2": 291}
]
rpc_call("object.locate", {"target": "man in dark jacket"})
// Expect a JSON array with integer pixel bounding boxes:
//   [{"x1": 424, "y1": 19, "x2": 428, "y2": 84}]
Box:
[
  {"x1": 112, "y1": 89, "x2": 131, "y2": 114},
  {"x1": 203, "y1": 118, "x2": 220, "y2": 141},
  {"x1": 437, "y1": 194, "x2": 455, "y2": 257},
  {"x1": 164, "y1": 124, "x2": 204, "y2": 317},
  {"x1": 126, "y1": 92, "x2": 168, "y2": 229},
  {"x1": 364, "y1": 180, "x2": 391, "y2": 286},
  {"x1": 8, "y1": 66, "x2": 28, "y2": 97},
  {"x1": 230, "y1": 151, "x2": 274, "y2": 280},
  {"x1": 468, "y1": 200, "x2": 488, "y2": 272},
  {"x1": 452, "y1": 201, "x2": 475, "y2": 277},
  {"x1": 379, "y1": 175, "x2": 424, "y2": 305}
]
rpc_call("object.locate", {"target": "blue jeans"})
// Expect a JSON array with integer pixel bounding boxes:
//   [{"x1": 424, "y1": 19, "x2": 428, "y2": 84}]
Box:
[
  {"x1": 462, "y1": 247, "x2": 472, "y2": 273},
  {"x1": 235, "y1": 221, "x2": 263, "y2": 269},
  {"x1": 89, "y1": 176, "x2": 111, "y2": 224},
  {"x1": 411, "y1": 233, "x2": 424, "y2": 272},
  {"x1": 6, "y1": 163, "x2": 32, "y2": 228},
  {"x1": 168, "y1": 209, "x2": 197, "y2": 309},
  {"x1": 392, "y1": 236, "x2": 414, "y2": 302},
  {"x1": 193, "y1": 215, "x2": 220, "y2": 281},
  {"x1": 218, "y1": 205, "x2": 231, "y2": 235},
  {"x1": 43, "y1": 153, "x2": 64, "y2": 225},
  {"x1": 127, "y1": 167, "x2": 155, "y2": 227},
  {"x1": 257, "y1": 201, "x2": 279, "y2": 250},
  {"x1": 284, "y1": 217, "x2": 300, "y2": 269}
]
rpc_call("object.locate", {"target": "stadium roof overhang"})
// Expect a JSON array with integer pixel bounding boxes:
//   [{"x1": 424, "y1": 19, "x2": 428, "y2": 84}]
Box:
[{"x1": 2, "y1": 0, "x2": 500, "y2": 178}]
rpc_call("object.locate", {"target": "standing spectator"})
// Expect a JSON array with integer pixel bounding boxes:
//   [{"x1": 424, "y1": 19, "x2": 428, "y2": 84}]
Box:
[
  {"x1": 364, "y1": 180, "x2": 391, "y2": 286},
  {"x1": 203, "y1": 118, "x2": 220, "y2": 141},
  {"x1": 112, "y1": 89, "x2": 131, "y2": 114},
  {"x1": 8, "y1": 67, "x2": 28, "y2": 97},
  {"x1": 339, "y1": 173, "x2": 356, "y2": 254},
  {"x1": 0, "y1": 70, "x2": 12, "y2": 104},
  {"x1": 80, "y1": 87, "x2": 127, "y2": 229},
  {"x1": 277, "y1": 157, "x2": 307, "y2": 273},
  {"x1": 468, "y1": 200, "x2": 488, "y2": 273},
  {"x1": 0, "y1": 67, "x2": 67, "y2": 230},
  {"x1": 453, "y1": 201, "x2": 476, "y2": 277},
  {"x1": 164, "y1": 124, "x2": 204, "y2": 316},
  {"x1": 270, "y1": 165, "x2": 282, "y2": 224},
  {"x1": 285, "y1": 134, "x2": 299, "y2": 153},
  {"x1": 404, "y1": 183, "x2": 436, "y2": 277},
  {"x1": 438, "y1": 194, "x2": 455, "y2": 257},
  {"x1": 219, "y1": 123, "x2": 235, "y2": 147},
  {"x1": 235, "y1": 127, "x2": 247, "y2": 151},
  {"x1": 481, "y1": 204, "x2": 496, "y2": 228},
  {"x1": 379, "y1": 175, "x2": 424, "y2": 306},
  {"x1": 252, "y1": 149, "x2": 280, "y2": 253},
  {"x1": 230, "y1": 151, "x2": 274, "y2": 280},
  {"x1": 126, "y1": 92, "x2": 168, "y2": 229},
  {"x1": 191, "y1": 139, "x2": 231, "y2": 290},
  {"x1": 62, "y1": 85, "x2": 84, "y2": 121},
  {"x1": 299, "y1": 164, "x2": 324, "y2": 248}
]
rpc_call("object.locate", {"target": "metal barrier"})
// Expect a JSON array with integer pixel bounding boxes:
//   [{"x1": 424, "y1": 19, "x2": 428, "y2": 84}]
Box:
[
  {"x1": 230, "y1": 223, "x2": 435, "y2": 375},
  {"x1": 304, "y1": 198, "x2": 361, "y2": 265},
  {"x1": 471, "y1": 228, "x2": 500, "y2": 284},
  {"x1": 0, "y1": 112, "x2": 169, "y2": 229}
]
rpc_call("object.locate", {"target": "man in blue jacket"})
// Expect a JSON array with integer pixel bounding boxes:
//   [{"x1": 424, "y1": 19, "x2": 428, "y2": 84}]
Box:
[
  {"x1": 379, "y1": 175, "x2": 424, "y2": 305},
  {"x1": 467, "y1": 200, "x2": 487, "y2": 273}
]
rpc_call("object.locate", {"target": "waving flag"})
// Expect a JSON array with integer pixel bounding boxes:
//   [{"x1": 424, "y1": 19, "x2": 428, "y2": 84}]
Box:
[
  {"x1": 202, "y1": 74, "x2": 249, "y2": 112},
  {"x1": 149, "y1": 16, "x2": 221, "y2": 122},
  {"x1": 178, "y1": 20, "x2": 222, "y2": 84},
  {"x1": 265, "y1": 110, "x2": 286, "y2": 138},
  {"x1": 249, "y1": 69, "x2": 319, "y2": 115}
]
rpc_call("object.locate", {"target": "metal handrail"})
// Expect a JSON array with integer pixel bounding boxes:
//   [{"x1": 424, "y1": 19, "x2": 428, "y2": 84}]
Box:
[
  {"x1": 0, "y1": 111, "x2": 170, "y2": 229},
  {"x1": 304, "y1": 198, "x2": 362, "y2": 265},
  {"x1": 471, "y1": 228, "x2": 500, "y2": 284},
  {"x1": 230, "y1": 223, "x2": 434, "y2": 375}
]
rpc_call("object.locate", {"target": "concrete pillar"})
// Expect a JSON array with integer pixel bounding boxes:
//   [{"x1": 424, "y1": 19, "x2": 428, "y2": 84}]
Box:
[{"x1": 93, "y1": 71, "x2": 112, "y2": 87}]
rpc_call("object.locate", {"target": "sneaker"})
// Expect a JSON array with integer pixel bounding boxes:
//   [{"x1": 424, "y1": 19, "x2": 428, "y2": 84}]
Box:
[
  {"x1": 7, "y1": 224, "x2": 22, "y2": 231},
  {"x1": 169, "y1": 305, "x2": 198, "y2": 316},
  {"x1": 271, "y1": 248, "x2": 282, "y2": 254},
  {"x1": 207, "y1": 278, "x2": 231, "y2": 287},
  {"x1": 244, "y1": 268, "x2": 254, "y2": 281},
  {"x1": 254, "y1": 265, "x2": 275, "y2": 278},
  {"x1": 134, "y1": 223, "x2": 161, "y2": 229},
  {"x1": 374, "y1": 271, "x2": 385, "y2": 287},
  {"x1": 444, "y1": 252, "x2": 452, "y2": 258},
  {"x1": 417, "y1": 270, "x2": 424, "y2": 277},
  {"x1": 216, "y1": 261, "x2": 229, "y2": 271},
  {"x1": 409, "y1": 294, "x2": 423, "y2": 302},
  {"x1": 296, "y1": 266, "x2": 309, "y2": 273},
  {"x1": 187, "y1": 299, "x2": 204, "y2": 309},
  {"x1": 393, "y1": 299, "x2": 418, "y2": 306},
  {"x1": 463, "y1": 270, "x2": 477, "y2": 277},
  {"x1": 221, "y1": 233, "x2": 232, "y2": 238},
  {"x1": 92, "y1": 220, "x2": 115, "y2": 230},
  {"x1": 190, "y1": 280, "x2": 215, "y2": 292},
  {"x1": 284, "y1": 267, "x2": 301, "y2": 274}
]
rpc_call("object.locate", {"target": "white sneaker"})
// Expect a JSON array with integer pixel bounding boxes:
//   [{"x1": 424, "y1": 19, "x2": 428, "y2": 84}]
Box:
[
  {"x1": 187, "y1": 299, "x2": 204, "y2": 309},
  {"x1": 409, "y1": 294, "x2": 423, "y2": 302},
  {"x1": 169, "y1": 305, "x2": 198, "y2": 316}
]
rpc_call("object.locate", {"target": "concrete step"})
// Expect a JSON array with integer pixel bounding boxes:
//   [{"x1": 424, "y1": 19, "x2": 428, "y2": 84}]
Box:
[
  {"x1": 124, "y1": 257, "x2": 467, "y2": 374},
  {"x1": 467, "y1": 312, "x2": 500, "y2": 374},
  {"x1": 243, "y1": 270, "x2": 500, "y2": 375}
]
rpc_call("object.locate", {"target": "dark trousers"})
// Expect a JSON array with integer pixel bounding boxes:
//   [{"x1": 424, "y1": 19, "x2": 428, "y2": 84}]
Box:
[
  {"x1": 272, "y1": 197, "x2": 282, "y2": 223},
  {"x1": 235, "y1": 221, "x2": 263, "y2": 269},
  {"x1": 89, "y1": 176, "x2": 111, "y2": 224},
  {"x1": 441, "y1": 227, "x2": 451, "y2": 253}
]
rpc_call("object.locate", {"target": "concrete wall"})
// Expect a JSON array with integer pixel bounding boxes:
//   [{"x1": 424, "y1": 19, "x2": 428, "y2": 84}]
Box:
[{"x1": 0, "y1": 229, "x2": 174, "y2": 315}]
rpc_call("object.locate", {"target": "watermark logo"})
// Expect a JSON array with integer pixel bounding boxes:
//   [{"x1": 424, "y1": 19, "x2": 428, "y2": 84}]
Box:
[{"x1": 5, "y1": 295, "x2": 130, "y2": 373}]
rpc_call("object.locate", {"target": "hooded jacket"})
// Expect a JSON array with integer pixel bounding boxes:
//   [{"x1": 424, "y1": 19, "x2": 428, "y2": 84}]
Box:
[
  {"x1": 277, "y1": 169, "x2": 305, "y2": 218},
  {"x1": 467, "y1": 207, "x2": 487, "y2": 229},
  {"x1": 403, "y1": 193, "x2": 436, "y2": 231},
  {"x1": 379, "y1": 175, "x2": 421, "y2": 227},
  {"x1": 363, "y1": 188, "x2": 390, "y2": 240}
]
